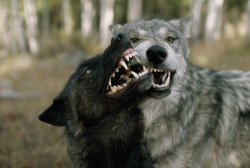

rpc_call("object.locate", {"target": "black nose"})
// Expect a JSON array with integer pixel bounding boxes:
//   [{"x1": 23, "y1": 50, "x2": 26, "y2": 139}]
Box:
[
  {"x1": 111, "y1": 33, "x2": 129, "y2": 44},
  {"x1": 146, "y1": 45, "x2": 167, "y2": 66}
]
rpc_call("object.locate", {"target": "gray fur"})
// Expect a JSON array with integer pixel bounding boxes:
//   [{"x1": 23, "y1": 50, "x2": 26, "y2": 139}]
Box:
[{"x1": 110, "y1": 15, "x2": 250, "y2": 168}]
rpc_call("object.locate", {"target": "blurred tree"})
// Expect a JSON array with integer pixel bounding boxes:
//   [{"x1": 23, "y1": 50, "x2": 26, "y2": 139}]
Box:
[
  {"x1": 62, "y1": 0, "x2": 73, "y2": 36},
  {"x1": 11, "y1": 0, "x2": 26, "y2": 52},
  {"x1": 42, "y1": 0, "x2": 50, "y2": 41},
  {"x1": 0, "y1": 0, "x2": 249, "y2": 55},
  {"x1": 127, "y1": 0, "x2": 142, "y2": 21},
  {"x1": 23, "y1": 0, "x2": 39, "y2": 55},
  {"x1": 0, "y1": 1, "x2": 10, "y2": 54},
  {"x1": 205, "y1": 0, "x2": 224, "y2": 44},
  {"x1": 81, "y1": 0, "x2": 95, "y2": 38},
  {"x1": 100, "y1": 0, "x2": 115, "y2": 48},
  {"x1": 247, "y1": 0, "x2": 250, "y2": 45},
  {"x1": 191, "y1": 0, "x2": 204, "y2": 43}
]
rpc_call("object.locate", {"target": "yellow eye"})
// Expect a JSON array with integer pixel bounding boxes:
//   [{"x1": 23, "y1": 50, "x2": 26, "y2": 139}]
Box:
[
  {"x1": 166, "y1": 37, "x2": 175, "y2": 43},
  {"x1": 85, "y1": 68, "x2": 92, "y2": 74},
  {"x1": 130, "y1": 38, "x2": 140, "y2": 44}
]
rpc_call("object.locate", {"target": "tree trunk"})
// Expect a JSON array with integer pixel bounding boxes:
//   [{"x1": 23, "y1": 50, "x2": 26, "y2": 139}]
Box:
[
  {"x1": 205, "y1": 0, "x2": 224, "y2": 44},
  {"x1": 62, "y1": 0, "x2": 73, "y2": 36},
  {"x1": 0, "y1": 1, "x2": 10, "y2": 54},
  {"x1": 11, "y1": 0, "x2": 26, "y2": 52},
  {"x1": 23, "y1": 0, "x2": 39, "y2": 55},
  {"x1": 247, "y1": 0, "x2": 250, "y2": 45},
  {"x1": 81, "y1": 0, "x2": 95, "y2": 38},
  {"x1": 191, "y1": 0, "x2": 204, "y2": 43},
  {"x1": 99, "y1": 0, "x2": 115, "y2": 48},
  {"x1": 42, "y1": 0, "x2": 50, "y2": 41},
  {"x1": 127, "y1": 0, "x2": 142, "y2": 21}
]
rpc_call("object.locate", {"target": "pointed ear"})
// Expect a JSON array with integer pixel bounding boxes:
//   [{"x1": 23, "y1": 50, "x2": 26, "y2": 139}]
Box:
[
  {"x1": 39, "y1": 97, "x2": 68, "y2": 126},
  {"x1": 169, "y1": 14, "x2": 193, "y2": 38},
  {"x1": 109, "y1": 24, "x2": 123, "y2": 36}
]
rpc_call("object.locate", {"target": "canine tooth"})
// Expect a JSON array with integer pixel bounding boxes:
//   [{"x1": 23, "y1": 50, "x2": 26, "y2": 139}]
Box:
[
  {"x1": 131, "y1": 71, "x2": 139, "y2": 79},
  {"x1": 117, "y1": 85, "x2": 123, "y2": 90},
  {"x1": 111, "y1": 86, "x2": 118, "y2": 93},
  {"x1": 143, "y1": 66, "x2": 148, "y2": 73},
  {"x1": 162, "y1": 73, "x2": 168, "y2": 81},
  {"x1": 112, "y1": 73, "x2": 115, "y2": 77},
  {"x1": 108, "y1": 79, "x2": 112, "y2": 86},
  {"x1": 119, "y1": 60, "x2": 128, "y2": 70},
  {"x1": 133, "y1": 56, "x2": 141, "y2": 63},
  {"x1": 165, "y1": 74, "x2": 171, "y2": 86},
  {"x1": 116, "y1": 67, "x2": 120, "y2": 72},
  {"x1": 125, "y1": 55, "x2": 130, "y2": 61}
]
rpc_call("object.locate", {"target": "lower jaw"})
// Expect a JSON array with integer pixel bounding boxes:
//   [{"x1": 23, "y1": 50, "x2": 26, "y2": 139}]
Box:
[{"x1": 147, "y1": 87, "x2": 171, "y2": 99}]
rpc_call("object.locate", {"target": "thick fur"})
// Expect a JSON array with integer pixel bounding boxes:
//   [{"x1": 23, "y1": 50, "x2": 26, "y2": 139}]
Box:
[
  {"x1": 110, "y1": 16, "x2": 250, "y2": 168},
  {"x1": 39, "y1": 33, "x2": 153, "y2": 168}
]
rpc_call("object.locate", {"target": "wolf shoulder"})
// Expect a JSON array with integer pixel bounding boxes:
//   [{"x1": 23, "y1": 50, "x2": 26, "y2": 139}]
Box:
[{"x1": 196, "y1": 66, "x2": 250, "y2": 118}]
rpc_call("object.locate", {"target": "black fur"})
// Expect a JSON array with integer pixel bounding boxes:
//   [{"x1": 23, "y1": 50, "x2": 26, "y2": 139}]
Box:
[{"x1": 39, "y1": 33, "x2": 153, "y2": 168}]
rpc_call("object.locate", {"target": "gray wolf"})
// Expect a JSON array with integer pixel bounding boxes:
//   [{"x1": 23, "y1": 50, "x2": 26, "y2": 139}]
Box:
[
  {"x1": 110, "y1": 16, "x2": 250, "y2": 168},
  {"x1": 39, "y1": 33, "x2": 153, "y2": 168}
]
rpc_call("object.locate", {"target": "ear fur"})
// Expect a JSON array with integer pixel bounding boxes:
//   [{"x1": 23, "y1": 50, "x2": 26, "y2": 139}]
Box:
[
  {"x1": 39, "y1": 97, "x2": 67, "y2": 126},
  {"x1": 109, "y1": 24, "x2": 123, "y2": 36},
  {"x1": 169, "y1": 14, "x2": 193, "y2": 38}
]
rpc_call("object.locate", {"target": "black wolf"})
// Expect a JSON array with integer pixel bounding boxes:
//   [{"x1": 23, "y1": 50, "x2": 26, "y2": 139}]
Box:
[
  {"x1": 110, "y1": 16, "x2": 250, "y2": 168},
  {"x1": 39, "y1": 33, "x2": 153, "y2": 168}
]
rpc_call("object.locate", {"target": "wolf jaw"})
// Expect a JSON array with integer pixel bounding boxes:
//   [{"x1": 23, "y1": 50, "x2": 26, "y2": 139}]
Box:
[
  {"x1": 149, "y1": 68, "x2": 175, "y2": 90},
  {"x1": 107, "y1": 48, "x2": 176, "y2": 95},
  {"x1": 107, "y1": 48, "x2": 149, "y2": 95}
]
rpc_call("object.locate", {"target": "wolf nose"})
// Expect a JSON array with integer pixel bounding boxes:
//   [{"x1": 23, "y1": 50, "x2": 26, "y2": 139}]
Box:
[
  {"x1": 111, "y1": 33, "x2": 129, "y2": 44},
  {"x1": 146, "y1": 45, "x2": 167, "y2": 65}
]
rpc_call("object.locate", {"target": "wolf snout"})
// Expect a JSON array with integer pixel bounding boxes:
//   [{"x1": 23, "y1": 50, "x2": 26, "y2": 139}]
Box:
[
  {"x1": 146, "y1": 45, "x2": 167, "y2": 66},
  {"x1": 111, "y1": 32, "x2": 130, "y2": 45}
]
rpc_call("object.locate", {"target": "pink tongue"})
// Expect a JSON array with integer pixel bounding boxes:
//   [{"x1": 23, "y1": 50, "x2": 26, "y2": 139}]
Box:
[{"x1": 121, "y1": 48, "x2": 134, "y2": 57}]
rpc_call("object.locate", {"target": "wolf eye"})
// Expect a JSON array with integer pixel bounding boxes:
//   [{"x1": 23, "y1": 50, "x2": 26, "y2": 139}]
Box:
[
  {"x1": 130, "y1": 38, "x2": 140, "y2": 44},
  {"x1": 166, "y1": 37, "x2": 175, "y2": 43},
  {"x1": 84, "y1": 68, "x2": 93, "y2": 74}
]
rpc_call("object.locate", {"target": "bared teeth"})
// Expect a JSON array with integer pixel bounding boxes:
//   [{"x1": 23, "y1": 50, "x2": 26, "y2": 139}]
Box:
[
  {"x1": 131, "y1": 71, "x2": 139, "y2": 79},
  {"x1": 107, "y1": 51, "x2": 152, "y2": 95},
  {"x1": 119, "y1": 60, "x2": 128, "y2": 70},
  {"x1": 125, "y1": 55, "x2": 130, "y2": 61},
  {"x1": 111, "y1": 86, "x2": 118, "y2": 93},
  {"x1": 151, "y1": 69, "x2": 173, "y2": 88},
  {"x1": 133, "y1": 56, "x2": 141, "y2": 63}
]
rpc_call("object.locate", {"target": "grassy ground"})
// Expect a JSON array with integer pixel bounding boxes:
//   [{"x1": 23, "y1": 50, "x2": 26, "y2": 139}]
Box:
[{"x1": 0, "y1": 41, "x2": 249, "y2": 168}]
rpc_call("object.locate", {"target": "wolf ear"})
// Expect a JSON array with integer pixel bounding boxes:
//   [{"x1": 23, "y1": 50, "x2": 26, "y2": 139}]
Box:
[
  {"x1": 109, "y1": 24, "x2": 123, "y2": 36},
  {"x1": 39, "y1": 97, "x2": 68, "y2": 126},
  {"x1": 169, "y1": 14, "x2": 193, "y2": 38}
]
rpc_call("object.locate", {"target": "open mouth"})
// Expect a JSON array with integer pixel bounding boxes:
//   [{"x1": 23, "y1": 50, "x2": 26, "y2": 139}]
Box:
[
  {"x1": 149, "y1": 68, "x2": 175, "y2": 89},
  {"x1": 107, "y1": 48, "x2": 148, "y2": 95}
]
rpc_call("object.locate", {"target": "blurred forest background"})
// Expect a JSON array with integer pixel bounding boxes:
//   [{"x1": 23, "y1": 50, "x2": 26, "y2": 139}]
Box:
[{"x1": 0, "y1": 0, "x2": 250, "y2": 168}]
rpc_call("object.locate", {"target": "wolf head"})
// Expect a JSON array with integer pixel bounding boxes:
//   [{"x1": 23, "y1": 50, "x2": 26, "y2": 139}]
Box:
[
  {"x1": 110, "y1": 15, "x2": 192, "y2": 98},
  {"x1": 39, "y1": 33, "x2": 152, "y2": 126}
]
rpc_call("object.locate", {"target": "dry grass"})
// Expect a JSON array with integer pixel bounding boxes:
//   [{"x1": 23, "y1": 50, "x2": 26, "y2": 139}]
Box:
[{"x1": 0, "y1": 41, "x2": 249, "y2": 168}]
